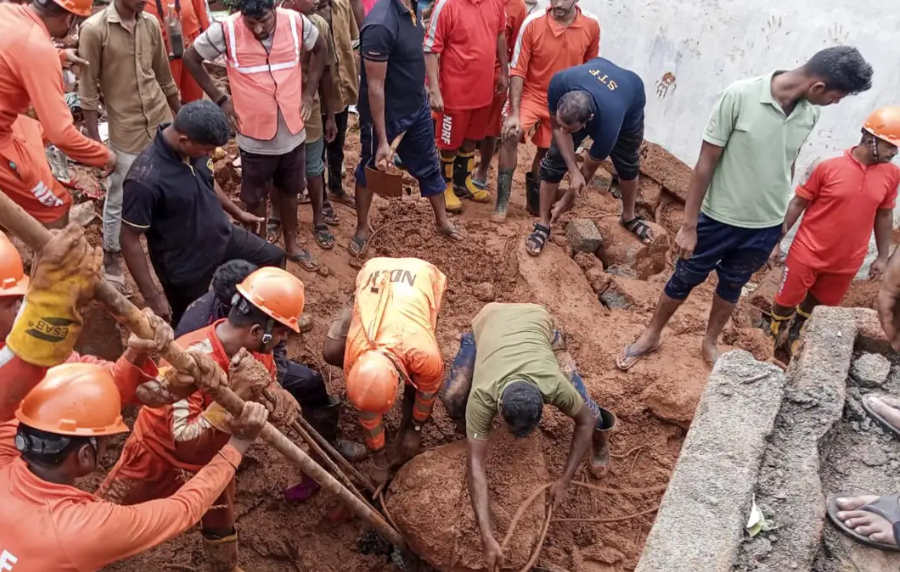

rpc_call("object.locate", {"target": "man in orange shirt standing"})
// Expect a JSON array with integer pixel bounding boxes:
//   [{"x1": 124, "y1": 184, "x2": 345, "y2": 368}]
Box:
[
  {"x1": 97, "y1": 266, "x2": 303, "y2": 571},
  {"x1": 0, "y1": 224, "x2": 271, "y2": 572},
  {"x1": 493, "y1": 0, "x2": 599, "y2": 220},
  {"x1": 469, "y1": 0, "x2": 527, "y2": 196},
  {"x1": 144, "y1": 0, "x2": 212, "y2": 103},
  {"x1": 0, "y1": 0, "x2": 116, "y2": 229},
  {"x1": 322, "y1": 257, "x2": 447, "y2": 485},
  {"x1": 424, "y1": 0, "x2": 509, "y2": 213},
  {"x1": 771, "y1": 107, "x2": 900, "y2": 353}
]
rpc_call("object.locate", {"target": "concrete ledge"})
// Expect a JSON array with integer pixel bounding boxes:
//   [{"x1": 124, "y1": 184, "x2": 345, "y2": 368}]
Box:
[{"x1": 635, "y1": 350, "x2": 786, "y2": 572}]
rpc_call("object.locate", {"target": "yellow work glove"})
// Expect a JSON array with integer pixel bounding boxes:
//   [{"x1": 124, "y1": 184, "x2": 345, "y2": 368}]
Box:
[
  {"x1": 7, "y1": 225, "x2": 103, "y2": 367},
  {"x1": 202, "y1": 402, "x2": 233, "y2": 434}
]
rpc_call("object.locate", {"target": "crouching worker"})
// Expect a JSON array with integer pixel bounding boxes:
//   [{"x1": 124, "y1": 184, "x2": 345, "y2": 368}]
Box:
[
  {"x1": 441, "y1": 302, "x2": 616, "y2": 571},
  {"x1": 0, "y1": 224, "x2": 270, "y2": 572},
  {"x1": 323, "y1": 257, "x2": 447, "y2": 486},
  {"x1": 176, "y1": 259, "x2": 366, "y2": 462},
  {"x1": 97, "y1": 266, "x2": 306, "y2": 571}
]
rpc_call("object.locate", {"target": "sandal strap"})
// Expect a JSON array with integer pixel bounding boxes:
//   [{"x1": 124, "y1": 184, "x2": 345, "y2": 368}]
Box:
[
  {"x1": 622, "y1": 215, "x2": 651, "y2": 240},
  {"x1": 861, "y1": 494, "x2": 900, "y2": 524}
]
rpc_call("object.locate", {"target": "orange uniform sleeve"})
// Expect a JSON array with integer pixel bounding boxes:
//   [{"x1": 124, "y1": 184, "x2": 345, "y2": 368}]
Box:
[
  {"x1": 0, "y1": 347, "x2": 49, "y2": 423},
  {"x1": 19, "y1": 38, "x2": 108, "y2": 167},
  {"x1": 509, "y1": 18, "x2": 532, "y2": 79},
  {"x1": 61, "y1": 444, "x2": 242, "y2": 571},
  {"x1": 423, "y1": 0, "x2": 450, "y2": 54},
  {"x1": 585, "y1": 19, "x2": 600, "y2": 61},
  {"x1": 407, "y1": 343, "x2": 443, "y2": 425},
  {"x1": 880, "y1": 168, "x2": 900, "y2": 209},
  {"x1": 796, "y1": 161, "x2": 826, "y2": 201},
  {"x1": 193, "y1": 0, "x2": 212, "y2": 32}
]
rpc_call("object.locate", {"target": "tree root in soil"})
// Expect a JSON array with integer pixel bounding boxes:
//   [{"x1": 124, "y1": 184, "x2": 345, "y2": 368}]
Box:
[{"x1": 499, "y1": 482, "x2": 667, "y2": 572}]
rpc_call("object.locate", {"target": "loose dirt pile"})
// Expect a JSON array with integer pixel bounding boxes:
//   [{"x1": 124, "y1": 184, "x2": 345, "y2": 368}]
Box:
[{"x1": 30, "y1": 117, "x2": 873, "y2": 572}]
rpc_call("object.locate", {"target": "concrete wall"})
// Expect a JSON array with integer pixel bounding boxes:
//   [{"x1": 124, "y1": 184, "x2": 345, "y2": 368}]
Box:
[{"x1": 582, "y1": 0, "x2": 900, "y2": 272}]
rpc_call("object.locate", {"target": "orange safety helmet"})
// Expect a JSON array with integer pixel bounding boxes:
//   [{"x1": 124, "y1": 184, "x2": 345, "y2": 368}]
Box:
[
  {"x1": 50, "y1": 0, "x2": 93, "y2": 17},
  {"x1": 235, "y1": 267, "x2": 305, "y2": 333},
  {"x1": 15, "y1": 363, "x2": 130, "y2": 436},
  {"x1": 864, "y1": 106, "x2": 900, "y2": 147},
  {"x1": 345, "y1": 351, "x2": 401, "y2": 414},
  {"x1": 0, "y1": 231, "x2": 28, "y2": 299}
]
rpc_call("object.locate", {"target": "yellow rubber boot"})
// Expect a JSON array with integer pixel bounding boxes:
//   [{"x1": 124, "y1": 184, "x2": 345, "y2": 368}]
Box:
[
  {"x1": 202, "y1": 533, "x2": 245, "y2": 572},
  {"x1": 453, "y1": 150, "x2": 490, "y2": 202},
  {"x1": 769, "y1": 311, "x2": 795, "y2": 350}
]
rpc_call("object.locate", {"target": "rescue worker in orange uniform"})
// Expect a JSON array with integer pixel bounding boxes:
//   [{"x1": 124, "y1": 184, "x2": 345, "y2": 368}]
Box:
[
  {"x1": 0, "y1": 224, "x2": 271, "y2": 572},
  {"x1": 97, "y1": 266, "x2": 305, "y2": 572},
  {"x1": 144, "y1": 0, "x2": 212, "y2": 103},
  {"x1": 0, "y1": 0, "x2": 116, "y2": 228},
  {"x1": 322, "y1": 257, "x2": 447, "y2": 485}
]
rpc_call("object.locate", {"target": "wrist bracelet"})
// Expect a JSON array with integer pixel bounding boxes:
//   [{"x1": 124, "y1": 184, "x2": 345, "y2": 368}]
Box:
[
  {"x1": 216, "y1": 94, "x2": 229, "y2": 106},
  {"x1": 217, "y1": 448, "x2": 239, "y2": 470}
]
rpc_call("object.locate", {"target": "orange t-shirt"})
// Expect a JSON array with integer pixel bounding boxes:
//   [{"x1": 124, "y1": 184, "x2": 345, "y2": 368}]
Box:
[
  {"x1": 424, "y1": 0, "x2": 507, "y2": 111},
  {"x1": 494, "y1": 0, "x2": 527, "y2": 77},
  {"x1": 344, "y1": 257, "x2": 447, "y2": 396},
  {"x1": 510, "y1": 6, "x2": 601, "y2": 108},
  {"x1": 131, "y1": 320, "x2": 276, "y2": 472},
  {"x1": 0, "y1": 4, "x2": 108, "y2": 167},
  {"x1": 789, "y1": 148, "x2": 900, "y2": 274},
  {"x1": 143, "y1": 0, "x2": 211, "y2": 52}
]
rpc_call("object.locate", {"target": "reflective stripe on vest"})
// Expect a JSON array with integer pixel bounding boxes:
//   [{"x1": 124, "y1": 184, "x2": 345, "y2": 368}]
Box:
[{"x1": 223, "y1": 10, "x2": 301, "y2": 75}]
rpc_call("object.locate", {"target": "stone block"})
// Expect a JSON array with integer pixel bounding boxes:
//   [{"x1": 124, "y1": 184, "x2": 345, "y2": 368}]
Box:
[
  {"x1": 566, "y1": 219, "x2": 603, "y2": 254},
  {"x1": 850, "y1": 352, "x2": 890, "y2": 388},
  {"x1": 636, "y1": 351, "x2": 786, "y2": 572}
]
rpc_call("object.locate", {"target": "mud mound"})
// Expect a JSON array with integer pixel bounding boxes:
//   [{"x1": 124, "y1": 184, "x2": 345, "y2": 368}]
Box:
[{"x1": 386, "y1": 430, "x2": 548, "y2": 572}]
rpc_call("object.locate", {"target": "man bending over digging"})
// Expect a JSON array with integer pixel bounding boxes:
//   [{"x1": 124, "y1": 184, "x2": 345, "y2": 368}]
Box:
[{"x1": 441, "y1": 302, "x2": 616, "y2": 570}]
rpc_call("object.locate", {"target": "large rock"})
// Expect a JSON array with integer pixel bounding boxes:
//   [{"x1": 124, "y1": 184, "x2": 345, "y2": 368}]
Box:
[
  {"x1": 566, "y1": 219, "x2": 603, "y2": 254},
  {"x1": 386, "y1": 430, "x2": 548, "y2": 572},
  {"x1": 849, "y1": 352, "x2": 890, "y2": 388},
  {"x1": 595, "y1": 216, "x2": 668, "y2": 280}
]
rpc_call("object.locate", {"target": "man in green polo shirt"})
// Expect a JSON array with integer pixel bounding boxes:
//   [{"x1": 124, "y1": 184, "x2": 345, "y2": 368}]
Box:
[
  {"x1": 440, "y1": 302, "x2": 616, "y2": 571},
  {"x1": 617, "y1": 46, "x2": 873, "y2": 370}
]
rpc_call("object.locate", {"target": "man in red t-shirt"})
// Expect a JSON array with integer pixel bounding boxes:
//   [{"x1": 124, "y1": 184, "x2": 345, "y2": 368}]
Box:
[
  {"x1": 424, "y1": 0, "x2": 509, "y2": 213},
  {"x1": 771, "y1": 106, "x2": 900, "y2": 352}
]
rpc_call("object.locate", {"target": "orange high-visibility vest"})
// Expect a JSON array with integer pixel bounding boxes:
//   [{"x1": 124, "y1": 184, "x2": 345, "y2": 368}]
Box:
[{"x1": 223, "y1": 8, "x2": 305, "y2": 141}]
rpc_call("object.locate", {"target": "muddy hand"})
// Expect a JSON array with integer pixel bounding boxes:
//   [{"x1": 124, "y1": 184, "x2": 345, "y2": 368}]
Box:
[
  {"x1": 126, "y1": 307, "x2": 174, "y2": 354},
  {"x1": 263, "y1": 383, "x2": 300, "y2": 424},
  {"x1": 179, "y1": 348, "x2": 227, "y2": 393},
  {"x1": 228, "y1": 347, "x2": 272, "y2": 401},
  {"x1": 483, "y1": 534, "x2": 504, "y2": 572},
  {"x1": 548, "y1": 479, "x2": 569, "y2": 511},
  {"x1": 230, "y1": 401, "x2": 270, "y2": 443}
]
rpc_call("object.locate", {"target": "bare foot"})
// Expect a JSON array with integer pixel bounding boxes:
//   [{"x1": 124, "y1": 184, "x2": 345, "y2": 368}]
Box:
[
  {"x1": 865, "y1": 395, "x2": 900, "y2": 430},
  {"x1": 835, "y1": 495, "x2": 899, "y2": 546},
  {"x1": 701, "y1": 340, "x2": 721, "y2": 369}
]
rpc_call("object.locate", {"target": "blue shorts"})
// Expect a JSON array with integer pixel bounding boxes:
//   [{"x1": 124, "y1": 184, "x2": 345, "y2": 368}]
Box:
[
  {"x1": 665, "y1": 213, "x2": 782, "y2": 304},
  {"x1": 355, "y1": 102, "x2": 444, "y2": 198}
]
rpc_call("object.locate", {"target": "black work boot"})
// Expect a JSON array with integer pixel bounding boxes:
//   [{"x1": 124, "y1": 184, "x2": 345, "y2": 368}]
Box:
[
  {"x1": 304, "y1": 396, "x2": 368, "y2": 462},
  {"x1": 590, "y1": 407, "x2": 617, "y2": 477},
  {"x1": 525, "y1": 172, "x2": 540, "y2": 216}
]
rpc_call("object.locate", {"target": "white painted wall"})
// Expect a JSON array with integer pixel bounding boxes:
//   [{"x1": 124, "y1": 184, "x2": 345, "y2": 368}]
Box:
[{"x1": 581, "y1": 0, "x2": 900, "y2": 275}]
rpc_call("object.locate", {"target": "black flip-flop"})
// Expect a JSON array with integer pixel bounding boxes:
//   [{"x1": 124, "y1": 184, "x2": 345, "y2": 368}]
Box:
[
  {"x1": 314, "y1": 224, "x2": 335, "y2": 250},
  {"x1": 322, "y1": 202, "x2": 339, "y2": 226},
  {"x1": 267, "y1": 218, "x2": 282, "y2": 243},
  {"x1": 827, "y1": 493, "x2": 900, "y2": 551},
  {"x1": 287, "y1": 249, "x2": 318, "y2": 271},
  {"x1": 327, "y1": 190, "x2": 356, "y2": 208},
  {"x1": 348, "y1": 234, "x2": 369, "y2": 258},
  {"x1": 526, "y1": 223, "x2": 551, "y2": 257},
  {"x1": 862, "y1": 395, "x2": 900, "y2": 439},
  {"x1": 621, "y1": 215, "x2": 653, "y2": 244}
]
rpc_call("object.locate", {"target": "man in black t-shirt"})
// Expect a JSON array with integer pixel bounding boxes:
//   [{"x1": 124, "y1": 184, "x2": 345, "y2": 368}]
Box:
[
  {"x1": 121, "y1": 101, "x2": 285, "y2": 325},
  {"x1": 348, "y1": 0, "x2": 463, "y2": 258}
]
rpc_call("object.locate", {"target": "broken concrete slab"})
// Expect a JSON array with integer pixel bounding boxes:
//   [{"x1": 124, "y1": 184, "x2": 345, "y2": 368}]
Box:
[
  {"x1": 639, "y1": 142, "x2": 693, "y2": 204},
  {"x1": 850, "y1": 352, "x2": 890, "y2": 388},
  {"x1": 636, "y1": 350, "x2": 786, "y2": 572},
  {"x1": 566, "y1": 219, "x2": 603, "y2": 254}
]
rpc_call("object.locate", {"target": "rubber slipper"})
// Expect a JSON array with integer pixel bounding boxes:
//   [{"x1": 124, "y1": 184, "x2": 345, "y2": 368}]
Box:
[
  {"x1": 615, "y1": 342, "x2": 662, "y2": 371},
  {"x1": 621, "y1": 215, "x2": 653, "y2": 244},
  {"x1": 103, "y1": 271, "x2": 133, "y2": 296},
  {"x1": 322, "y1": 203, "x2": 339, "y2": 226},
  {"x1": 267, "y1": 218, "x2": 282, "y2": 243},
  {"x1": 287, "y1": 249, "x2": 318, "y2": 271},
  {"x1": 438, "y1": 225, "x2": 464, "y2": 242},
  {"x1": 525, "y1": 223, "x2": 551, "y2": 257},
  {"x1": 314, "y1": 224, "x2": 336, "y2": 250},
  {"x1": 470, "y1": 176, "x2": 488, "y2": 191},
  {"x1": 348, "y1": 234, "x2": 369, "y2": 258},
  {"x1": 862, "y1": 395, "x2": 900, "y2": 439},
  {"x1": 327, "y1": 190, "x2": 357, "y2": 208},
  {"x1": 826, "y1": 493, "x2": 900, "y2": 551}
]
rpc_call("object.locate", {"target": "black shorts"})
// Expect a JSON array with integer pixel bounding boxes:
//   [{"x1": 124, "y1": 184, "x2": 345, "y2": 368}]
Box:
[
  {"x1": 540, "y1": 118, "x2": 644, "y2": 184},
  {"x1": 240, "y1": 144, "x2": 307, "y2": 205}
]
